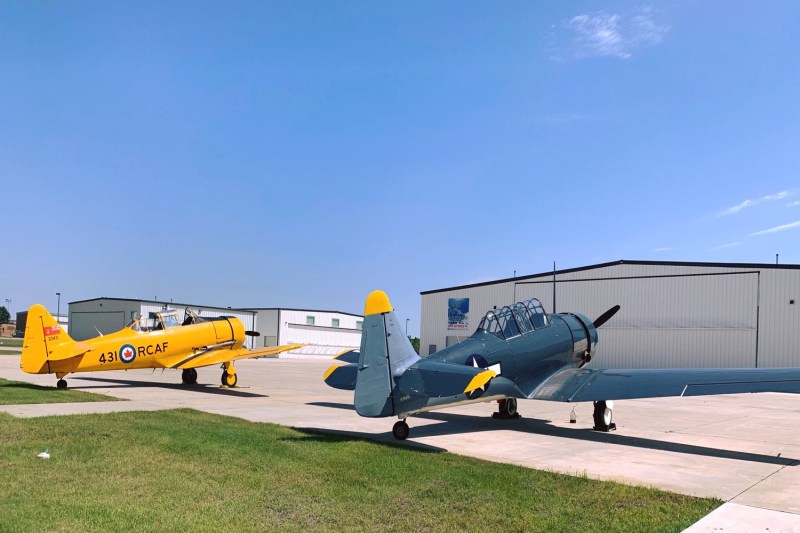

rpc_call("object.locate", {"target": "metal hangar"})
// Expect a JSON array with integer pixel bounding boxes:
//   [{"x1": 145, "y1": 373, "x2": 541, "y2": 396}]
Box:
[
  {"x1": 67, "y1": 298, "x2": 363, "y2": 356},
  {"x1": 419, "y1": 260, "x2": 800, "y2": 369}
]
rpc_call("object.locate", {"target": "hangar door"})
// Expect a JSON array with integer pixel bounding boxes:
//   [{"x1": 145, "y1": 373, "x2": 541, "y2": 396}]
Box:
[
  {"x1": 516, "y1": 272, "x2": 759, "y2": 369},
  {"x1": 70, "y1": 311, "x2": 127, "y2": 341}
]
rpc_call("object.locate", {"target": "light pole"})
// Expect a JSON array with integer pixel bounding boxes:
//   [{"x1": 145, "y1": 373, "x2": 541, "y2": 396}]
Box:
[
  {"x1": 405, "y1": 318, "x2": 409, "y2": 336},
  {"x1": 4, "y1": 298, "x2": 10, "y2": 317},
  {"x1": 56, "y1": 293, "x2": 61, "y2": 323}
]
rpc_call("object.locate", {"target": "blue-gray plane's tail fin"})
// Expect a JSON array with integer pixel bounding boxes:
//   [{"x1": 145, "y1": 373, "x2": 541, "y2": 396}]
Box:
[{"x1": 352, "y1": 290, "x2": 420, "y2": 417}]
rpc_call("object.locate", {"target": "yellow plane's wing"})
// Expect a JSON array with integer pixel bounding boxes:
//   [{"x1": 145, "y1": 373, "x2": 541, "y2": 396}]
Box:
[{"x1": 173, "y1": 344, "x2": 304, "y2": 370}]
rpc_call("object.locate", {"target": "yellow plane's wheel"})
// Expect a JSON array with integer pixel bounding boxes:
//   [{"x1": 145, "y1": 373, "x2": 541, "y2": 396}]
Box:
[
  {"x1": 56, "y1": 379, "x2": 67, "y2": 389},
  {"x1": 182, "y1": 369, "x2": 198, "y2": 385},
  {"x1": 221, "y1": 371, "x2": 237, "y2": 388}
]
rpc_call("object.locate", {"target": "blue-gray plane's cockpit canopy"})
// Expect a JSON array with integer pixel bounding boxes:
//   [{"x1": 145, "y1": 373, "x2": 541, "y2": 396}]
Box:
[{"x1": 477, "y1": 298, "x2": 549, "y2": 339}]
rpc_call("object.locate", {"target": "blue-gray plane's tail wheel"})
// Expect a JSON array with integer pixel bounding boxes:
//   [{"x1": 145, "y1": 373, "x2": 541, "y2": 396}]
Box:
[
  {"x1": 221, "y1": 371, "x2": 237, "y2": 388},
  {"x1": 56, "y1": 379, "x2": 67, "y2": 389},
  {"x1": 182, "y1": 368, "x2": 198, "y2": 385},
  {"x1": 593, "y1": 400, "x2": 616, "y2": 432},
  {"x1": 493, "y1": 398, "x2": 520, "y2": 419},
  {"x1": 392, "y1": 420, "x2": 410, "y2": 440}
]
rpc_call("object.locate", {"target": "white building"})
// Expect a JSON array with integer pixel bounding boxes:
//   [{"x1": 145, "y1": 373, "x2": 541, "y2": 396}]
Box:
[
  {"x1": 248, "y1": 308, "x2": 363, "y2": 358},
  {"x1": 67, "y1": 298, "x2": 362, "y2": 356},
  {"x1": 420, "y1": 260, "x2": 800, "y2": 369}
]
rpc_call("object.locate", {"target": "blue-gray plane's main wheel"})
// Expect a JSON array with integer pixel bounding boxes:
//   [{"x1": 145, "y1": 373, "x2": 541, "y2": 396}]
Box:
[
  {"x1": 593, "y1": 400, "x2": 616, "y2": 432},
  {"x1": 392, "y1": 421, "x2": 410, "y2": 440},
  {"x1": 182, "y1": 368, "x2": 198, "y2": 385},
  {"x1": 494, "y1": 398, "x2": 520, "y2": 419},
  {"x1": 503, "y1": 398, "x2": 517, "y2": 417},
  {"x1": 56, "y1": 379, "x2": 67, "y2": 389}
]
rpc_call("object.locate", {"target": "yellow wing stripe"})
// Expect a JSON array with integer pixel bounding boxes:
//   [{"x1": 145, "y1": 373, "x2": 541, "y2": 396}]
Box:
[
  {"x1": 464, "y1": 370, "x2": 496, "y2": 393},
  {"x1": 323, "y1": 365, "x2": 339, "y2": 381},
  {"x1": 333, "y1": 348, "x2": 354, "y2": 360}
]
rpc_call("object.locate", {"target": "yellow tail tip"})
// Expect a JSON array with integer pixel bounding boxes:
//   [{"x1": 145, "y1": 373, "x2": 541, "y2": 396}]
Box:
[
  {"x1": 364, "y1": 290, "x2": 393, "y2": 316},
  {"x1": 464, "y1": 370, "x2": 496, "y2": 394}
]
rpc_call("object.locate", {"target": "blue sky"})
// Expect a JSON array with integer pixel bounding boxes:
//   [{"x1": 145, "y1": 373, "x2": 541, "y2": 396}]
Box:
[{"x1": 2, "y1": 1, "x2": 799, "y2": 335}]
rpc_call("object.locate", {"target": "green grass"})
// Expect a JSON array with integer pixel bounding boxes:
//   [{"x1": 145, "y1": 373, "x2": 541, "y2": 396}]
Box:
[
  {"x1": 0, "y1": 338, "x2": 23, "y2": 347},
  {"x1": 0, "y1": 349, "x2": 21, "y2": 355},
  {"x1": 0, "y1": 409, "x2": 720, "y2": 532},
  {"x1": 0, "y1": 378, "x2": 122, "y2": 405}
]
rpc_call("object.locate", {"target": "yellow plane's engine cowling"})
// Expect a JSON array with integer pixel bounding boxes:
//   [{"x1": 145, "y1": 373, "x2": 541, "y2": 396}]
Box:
[
  {"x1": 559, "y1": 313, "x2": 597, "y2": 368},
  {"x1": 204, "y1": 317, "x2": 246, "y2": 347}
]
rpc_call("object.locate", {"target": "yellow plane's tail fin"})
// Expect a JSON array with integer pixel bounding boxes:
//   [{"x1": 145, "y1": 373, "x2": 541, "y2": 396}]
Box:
[{"x1": 21, "y1": 304, "x2": 80, "y2": 374}]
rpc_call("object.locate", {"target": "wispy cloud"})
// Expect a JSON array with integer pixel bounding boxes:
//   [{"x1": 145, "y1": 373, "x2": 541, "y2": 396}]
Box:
[
  {"x1": 709, "y1": 242, "x2": 742, "y2": 251},
  {"x1": 718, "y1": 191, "x2": 791, "y2": 217},
  {"x1": 552, "y1": 6, "x2": 668, "y2": 60},
  {"x1": 749, "y1": 220, "x2": 800, "y2": 236},
  {"x1": 652, "y1": 247, "x2": 672, "y2": 252},
  {"x1": 788, "y1": 201, "x2": 800, "y2": 207}
]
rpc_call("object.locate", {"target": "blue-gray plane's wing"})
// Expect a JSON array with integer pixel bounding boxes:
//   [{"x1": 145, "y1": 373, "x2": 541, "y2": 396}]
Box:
[{"x1": 531, "y1": 367, "x2": 800, "y2": 402}]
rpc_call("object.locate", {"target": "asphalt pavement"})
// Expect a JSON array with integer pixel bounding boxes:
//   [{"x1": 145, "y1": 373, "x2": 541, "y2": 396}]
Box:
[{"x1": 2, "y1": 357, "x2": 799, "y2": 532}]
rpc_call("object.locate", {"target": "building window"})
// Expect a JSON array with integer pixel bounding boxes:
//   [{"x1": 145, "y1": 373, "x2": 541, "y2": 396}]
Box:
[
  {"x1": 332, "y1": 318, "x2": 340, "y2": 328},
  {"x1": 306, "y1": 316, "x2": 315, "y2": 325},
  {"x1": 356, "y1": 321, "x2": 363, "y2": 330},
  {"x1": 428, "y1": 344, "x2": 437, "y2": 355}
]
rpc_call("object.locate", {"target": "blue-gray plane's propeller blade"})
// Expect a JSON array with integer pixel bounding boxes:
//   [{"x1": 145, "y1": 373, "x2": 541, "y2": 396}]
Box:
[{"x1": 593, "y1": 305, "x2": 620, "y2": 328}]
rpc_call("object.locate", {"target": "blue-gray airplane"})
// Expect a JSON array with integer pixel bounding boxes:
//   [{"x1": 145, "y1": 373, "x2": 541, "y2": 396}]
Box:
[{"x1": 325, "y1": 290, "x2": 800, "y2": 440}]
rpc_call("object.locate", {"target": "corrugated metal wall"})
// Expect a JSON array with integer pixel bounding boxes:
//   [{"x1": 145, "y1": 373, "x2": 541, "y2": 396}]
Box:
[
  {"x1": 69, "y1": 300, "x2": 141, "y2": 340},
  {"x1": 420, "y1": 263, "x2": 800, "y2": 368}
]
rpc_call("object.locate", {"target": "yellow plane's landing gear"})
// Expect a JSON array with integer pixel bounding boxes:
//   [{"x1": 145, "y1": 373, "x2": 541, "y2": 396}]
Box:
[
  {"x1": 221, "y1": 362, "x2": 237, "y2": 387},
  {"x1": 181, "y1": 368, "x2": 198, "y2": 385},
  {"x1": 56, "y1": 379, "x2": 67, "y2": 389},
  {"x1": 221, "y1": 371, "x2": 238, "y2": 387},
  {"x1": 392, "y1": 420, "x2": 410, "y2": 440}
]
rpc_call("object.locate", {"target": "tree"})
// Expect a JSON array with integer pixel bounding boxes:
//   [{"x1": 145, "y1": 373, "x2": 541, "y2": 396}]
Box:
[
  {"x1": 0, "y1": 306, "x2": 9, "y2": 324},
  {"x1": 408, "y1": 336, "x2": 420, "y2": 354}
]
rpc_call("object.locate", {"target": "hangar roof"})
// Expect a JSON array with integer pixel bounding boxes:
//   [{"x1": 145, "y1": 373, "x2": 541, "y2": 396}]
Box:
[
  {"x1": 420, "y1": 259, "x2": 800, "y2": 295},
  {"x1": 67, "y1": 296, "x2": 360, "y2": 317},
  {"x1": 242, "y1": 308, "x2": 363, "y2": 318}
]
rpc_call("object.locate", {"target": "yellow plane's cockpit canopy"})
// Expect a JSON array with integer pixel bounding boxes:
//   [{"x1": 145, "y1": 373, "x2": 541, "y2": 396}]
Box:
[
  {"x1": 156, "y1": 310, "x2": 181, "y2": 329},
  {"x1": 128, "y1": 309, "x2": 182, "y2": 332},
  {"x1": 477, "y1": 298, "x2": 549, "y2": 340}
]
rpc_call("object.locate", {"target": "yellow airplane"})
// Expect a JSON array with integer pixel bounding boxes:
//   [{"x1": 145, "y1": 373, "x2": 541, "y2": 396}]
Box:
[{"x1": 20, "y1": 304, "x2": 301, "y2": 389}]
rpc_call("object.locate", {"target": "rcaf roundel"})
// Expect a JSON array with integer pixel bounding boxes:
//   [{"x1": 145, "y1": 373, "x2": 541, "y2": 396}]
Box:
[{"x1": 119, "y1": 344, "x2": 136, "y2": 364}]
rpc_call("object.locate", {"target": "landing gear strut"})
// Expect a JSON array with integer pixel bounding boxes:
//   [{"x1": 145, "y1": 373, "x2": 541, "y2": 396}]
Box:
[
  {"x1": 56, "y1": 379, "x2": 67, "y2": 389},
  {"x1": 493, "y1": 398, "x2": 520, "y2": 419},
  {"x1": 181, "y1": 368, "x2": 198, "y2": 385},
  {"x1": 593, "y1": 400, "x2": 616, "y2": 432},
  {"x1": 392, "y1": 420, "x2": 410, "y2": 440}
]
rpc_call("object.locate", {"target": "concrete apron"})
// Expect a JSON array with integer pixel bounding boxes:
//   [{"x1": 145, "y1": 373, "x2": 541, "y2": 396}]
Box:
[{"x1": 2, "y1": 357, "x2": 799, "y2": 530}]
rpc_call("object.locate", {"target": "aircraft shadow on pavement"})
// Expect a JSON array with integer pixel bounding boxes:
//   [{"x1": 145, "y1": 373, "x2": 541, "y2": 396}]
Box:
[
  {"x1": 407, "y1": 411, "x2": 798, "y2": 466},
  {"x1": 71, "y1": 376, "x2": 268, "y2": 398},
  {"x1": 306, "y1": 401, "x2": 355, "y2": 410},
  {"x1": 287, "y1": 427, "x2": 446, "y2": 453}
]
